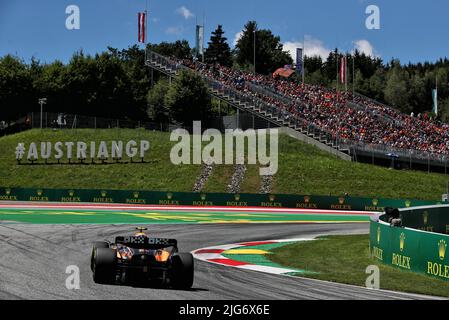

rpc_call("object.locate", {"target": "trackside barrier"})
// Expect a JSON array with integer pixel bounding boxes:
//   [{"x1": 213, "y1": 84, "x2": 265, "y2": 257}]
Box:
[
  {"x1": 370, "y1": 205, "x2": 449, "y2": 281},
  {"x1": 0, "y1": 187, "x2": 439, "y2": 211}
]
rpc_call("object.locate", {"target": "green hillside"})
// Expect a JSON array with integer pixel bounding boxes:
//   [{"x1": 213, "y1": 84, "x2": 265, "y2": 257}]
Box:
[
  {"x1": 0, "y1": 129, "x2": 202, "y2": 192},
  {"x1": 0, "y1": 128, "x2": 447, "y2": 200}
]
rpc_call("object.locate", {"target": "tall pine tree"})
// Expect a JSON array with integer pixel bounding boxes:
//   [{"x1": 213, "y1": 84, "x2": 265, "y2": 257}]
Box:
[
  {"x1": 205, "y1": 25, "x2": 232, "y2": 67},
  {"x1": 235, "y1": 21, "x2": 292, "y2": 75}
]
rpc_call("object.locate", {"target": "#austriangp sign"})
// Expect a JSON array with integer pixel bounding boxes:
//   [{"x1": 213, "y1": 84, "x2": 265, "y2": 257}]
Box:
[{"x1": 14, "y1": 140, "x2": 150, "y2": 164}]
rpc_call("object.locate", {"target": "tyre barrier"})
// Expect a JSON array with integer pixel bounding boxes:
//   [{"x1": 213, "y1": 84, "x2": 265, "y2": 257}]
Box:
[{"x1": 370, "y1": 205, "x2": 449, "y2": 281}]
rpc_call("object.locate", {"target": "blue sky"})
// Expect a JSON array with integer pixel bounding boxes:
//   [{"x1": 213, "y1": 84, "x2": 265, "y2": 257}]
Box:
[{"x1": 0, "y1": 0, "x2": 448, "y2": 64}]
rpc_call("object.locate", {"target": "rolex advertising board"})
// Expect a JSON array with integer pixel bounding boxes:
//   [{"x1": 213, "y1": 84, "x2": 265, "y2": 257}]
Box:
[
  {"x1": 370, "y1": 206, "x2": 449, "y2": 282},
  {"x1": 0, "y1": 187, "x2": 438, "y2": 210}
]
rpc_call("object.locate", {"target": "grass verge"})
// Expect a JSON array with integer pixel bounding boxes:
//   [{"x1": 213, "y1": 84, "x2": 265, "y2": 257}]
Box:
[
  {"x1": 0, "y1": 129, "x2": 448, "y2": 199},
  {"x1": 269, "y1": 235, "x2": 449, "y2": 298},
  {"x1": 271, "y1": 137, "x2": 448, "y2": 200}
]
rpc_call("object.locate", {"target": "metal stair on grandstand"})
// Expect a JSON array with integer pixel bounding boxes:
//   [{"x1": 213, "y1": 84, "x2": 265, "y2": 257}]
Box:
[{"x1": 145, "y1": 50, "x2": 350, "y2": 160}]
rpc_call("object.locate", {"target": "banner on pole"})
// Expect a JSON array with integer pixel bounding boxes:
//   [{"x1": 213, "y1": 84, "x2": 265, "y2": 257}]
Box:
[
  {"x1": 296, "y1": 48, "x2": 303, "y2": 76},
  {"x1": 196, "y1": 25, "x2": 204, "y2": 56},
  {"x1": 339, "y1": 56, "x2": 347, "y2": 85},
  {"x1": 138, "y1": 12, "x2": 146, "y2": 43},
  {"x1": 432, "y1": 89, "x2": 438, "y2": 115}
]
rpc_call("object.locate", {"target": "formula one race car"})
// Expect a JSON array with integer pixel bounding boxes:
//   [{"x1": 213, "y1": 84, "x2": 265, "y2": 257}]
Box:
[{"x1": 90, "y1": 227, "x2": 194, "y2": 289}]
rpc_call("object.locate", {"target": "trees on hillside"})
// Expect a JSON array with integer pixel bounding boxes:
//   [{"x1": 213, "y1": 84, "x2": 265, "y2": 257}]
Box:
[
  {"x1": 234, "y1": 21, "x2": 292, "y2": 74},
  {"x1": 164, "y1": 69, "x2": 212, "y2": 126},
  {"x1": 323, "y1": 49, "x2": 340, "y2": 83},
  {"x1": 147, "y1": 40, "x2": 192, "y2": 60},
  {"x1": 383, "y1": 62, "x2": 411, "y2": 112},
  {"x1": 205, "y1": 25, "x2": 232, "y2": 67},
  {"x1": 304, "y1": 56, "x2": 324, "y2": 75},
  {"x1": 0, "y1": 55, "x2": 33, "y2": 120},
  {"x1": 367, "y1": 69, "x2": 386, "y2": 101},
  {"x1": 109, "y1": 45, "x2": 151, "y2": 119},
  {"x1": 33, "y1": 60, "x2": 67, "y2": 113},
  {"x1": 0, "y1": 48, "x2": 152, "y2": 121},
  {"x1": 147, "y1": 79, "x2": 169, "y2": 122},
  {"x1": 234, "y1": 21, "x2": 257, "y2": 69},
  {"x1": 353, "y1": 49, "x2": 383, "y2": 79}
]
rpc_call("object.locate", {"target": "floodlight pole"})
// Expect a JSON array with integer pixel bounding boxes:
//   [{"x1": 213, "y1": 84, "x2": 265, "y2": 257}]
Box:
[
  {"x1": 352, "y1": 51, "x2": 355, "y2": 100},
  {"x1": 202, "y1": 13, "x2": 205, "y2": 63},
  {"x1": 38, "y1": 98, "x2": 47, "y2": 129}
]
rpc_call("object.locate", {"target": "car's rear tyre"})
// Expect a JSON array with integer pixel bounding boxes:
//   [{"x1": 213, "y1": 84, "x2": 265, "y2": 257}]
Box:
[
  {"x1": 93, "y1": 241, "x2": 109, "y2": 249},
  {"x1": 90, "y1": 242, "x2": 110, "y2": 271},
  {"x1": 92, "y1": 248, "x2": 116, "y2": 284},
  {"x1": 171, "y1": 253, "x2": 194, "y2": 289}
]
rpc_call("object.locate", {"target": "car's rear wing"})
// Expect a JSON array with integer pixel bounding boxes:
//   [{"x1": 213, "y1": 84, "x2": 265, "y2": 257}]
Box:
[{"x1": 115, "y1": 236, "x2": 177, "y2": 248}]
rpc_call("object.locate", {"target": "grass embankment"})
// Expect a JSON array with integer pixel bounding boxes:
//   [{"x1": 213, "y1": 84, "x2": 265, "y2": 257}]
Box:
[
  {"x1": 0, "y1": 129, "x2": 202, "y2": 191},
  {"x1": 0, "y1": 128, "x2": 447, "y2": 199},
  {"x1": 239, "y1": 136, "x2": 448, "y2": 200},
  {"x1": 269, "y1": 235, "x2": 449, "y2": 298}
]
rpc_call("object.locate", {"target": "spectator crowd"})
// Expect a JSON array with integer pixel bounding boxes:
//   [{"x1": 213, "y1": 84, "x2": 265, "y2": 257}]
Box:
[{"x1": 169, "y1": 56, "x2": 449, "y2": 156}]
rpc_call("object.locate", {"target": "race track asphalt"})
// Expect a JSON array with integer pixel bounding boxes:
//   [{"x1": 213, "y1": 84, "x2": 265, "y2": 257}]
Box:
[{"x1": 0, "y1": 222, "x2": 443, "y2": 300}]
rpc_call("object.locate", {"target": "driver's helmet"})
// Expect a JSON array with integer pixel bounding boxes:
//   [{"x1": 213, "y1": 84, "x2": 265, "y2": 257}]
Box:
[{"x1": 134, "y1": 227, "x2": 148, "y2": 237}]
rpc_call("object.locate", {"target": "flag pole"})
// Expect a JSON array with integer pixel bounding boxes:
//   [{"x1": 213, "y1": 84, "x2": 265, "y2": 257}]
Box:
[
  {"x1": 345, "y1": 55, "x2": 348, "y2": 92},
  {"x1": 253, "y1": 29, "x2": 256, "y2": 75},
  {"x1": 145, "y1": 0, "x2": 148, "y2": 44},
  {"x1": 195, "y1": 17, "x2": 198, "y2": 59},
  {"x1": 435, "y1": 75, "x2": 439, "y2": 116},
  {"x1": 336, "y1": 50, "x2": 339, "y2": 92},
  {"x1": 302, "y1": 35, "x2": 305, "y2": 84},
  {"x1": 144, "y1": 0, "x2": 148, "y2": 62},
  {"x1": 352, "y1": 50, "x2": 355, "y2": 100}
]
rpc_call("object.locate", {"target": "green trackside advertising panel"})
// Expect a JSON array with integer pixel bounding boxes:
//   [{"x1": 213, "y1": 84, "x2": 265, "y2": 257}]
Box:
[
  {"x1": 398, "y1": 206, "x2": 449, "y2": 235},
  {"x1": 370, "y1": 207, "x2": 449, "y2": 281},
  {"x1": 0, "y1": 187, "x2": 439, "y2": 211}
]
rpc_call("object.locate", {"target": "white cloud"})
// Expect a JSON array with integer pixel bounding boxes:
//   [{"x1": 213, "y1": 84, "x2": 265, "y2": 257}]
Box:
[
  {"x1": 283, "y1": 37, "x2": 380, "y2": 64},
  {"x1": 283, "y1": 35, "x2": 331, "y2": 61},
  {"x1": 166, "y1": 26, "x2": 183, "y2": 36},
  {"x1": 176, "y1": 6, "x2": 194, "y2": 20},
  {"x1": 233, "y1": 31, "x2": 244, "y2": 46},
  {"x1": 353, "y1": 39, "x2": 379, "y2": 57}
]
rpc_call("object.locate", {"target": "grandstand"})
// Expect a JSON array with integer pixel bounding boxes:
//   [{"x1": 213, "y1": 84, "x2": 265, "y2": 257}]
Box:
[{"x1": 146, "y1": 50, "x2": 449, "y2": 174}]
